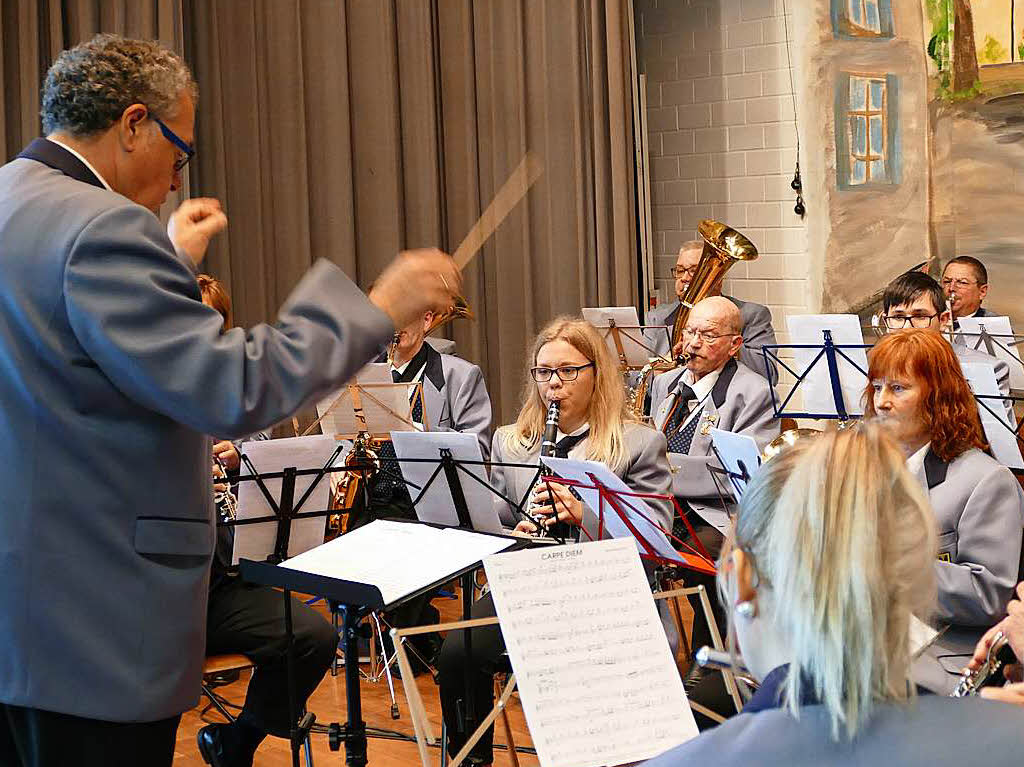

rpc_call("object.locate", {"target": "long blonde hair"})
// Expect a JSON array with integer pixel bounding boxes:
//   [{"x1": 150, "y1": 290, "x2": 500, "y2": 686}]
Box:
[
  {"x1": 719, "y1": 424, "x2": 937, "y2": 739},
  {"x1": 503, "y1": 316, "x2": 636, "y2": 472}
]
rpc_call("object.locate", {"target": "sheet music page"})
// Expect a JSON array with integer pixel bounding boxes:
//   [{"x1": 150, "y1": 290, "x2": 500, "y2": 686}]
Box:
[
  {"x1": 709, "y1": 427, "x2": 761, "y2": 498},
  {"x1": 581, "y1": 306, "x2": 658, "y2": 367},
  {"x1": 959, "y1": 361, "x2": 1024, "y2": 469},
  {"x1": 957, "y1": 316, "x2": 1024, "y2": 390},
  {"x1": 909, "y1": 615, "x2": 940, "y2": 658},
  {"x1": 484, "y1": 538, "x2": 698, "y2": 767},
  {"x1": 390, "y1": 431, "x2": 504, "y2": 533},
  {"x1": 233, "y1": 435, "x2": 342, "y2": 564},
  {"x1": 279, "y1": 520, "x2": 515, "y2": 605},
  {"x1": 316, "y1": 363, "x2": 391, "y2": 436},
  {"x1": 542, "y1": 456, "x2": 683, "y2": 565},
  {"x1": 786, "y1": 314, "x2": 868, "y2": 416}
]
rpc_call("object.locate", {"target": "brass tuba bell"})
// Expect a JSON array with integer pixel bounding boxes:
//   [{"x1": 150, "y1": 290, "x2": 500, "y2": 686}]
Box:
[{"x1": 631, "y1": 219, "x2": 759, "y2": 418}]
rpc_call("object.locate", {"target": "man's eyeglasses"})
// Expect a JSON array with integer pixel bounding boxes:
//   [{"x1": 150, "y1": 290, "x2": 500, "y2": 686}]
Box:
[
  {"x1": 681, "y1": 327, "x2": 734, "y2": 344},
  {"x1": 670, "y1": 266, "x2": 698, "y2": 279},
  {"x1": 883, "y1": 314, "x2": 938, "y2": 329},
  {"x1": 530, "y1": 363, "x2": 595, "y2": 383},
  {"x1": 940, "y1": 278, "x2": 981, "y2": 290},
  {"x1": 153, "y1": 115, "x2": 195, "y2": 173}
]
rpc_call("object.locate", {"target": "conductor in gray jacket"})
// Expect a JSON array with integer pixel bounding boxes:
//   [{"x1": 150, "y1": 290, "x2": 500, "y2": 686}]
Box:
[
  {"x1": 646, "y1": 240, "x2": 778, "y2": 384},
  {"x1": 0, "y1": 35, "x2": 459, "y2": 766},
  {"x1": 643, "y1": 425, "x2": 1021, "y2": 767}
]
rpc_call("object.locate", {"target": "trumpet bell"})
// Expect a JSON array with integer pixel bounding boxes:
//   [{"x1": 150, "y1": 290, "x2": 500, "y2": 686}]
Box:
[{"x1": 761, "y1": 428, "x2": 822, "y2": 462}]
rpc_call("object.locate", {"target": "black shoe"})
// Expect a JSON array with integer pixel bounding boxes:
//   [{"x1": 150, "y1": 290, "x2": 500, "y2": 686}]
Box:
[{"x1": 197, "y1": 724, "x2": 254, "y2": 767}]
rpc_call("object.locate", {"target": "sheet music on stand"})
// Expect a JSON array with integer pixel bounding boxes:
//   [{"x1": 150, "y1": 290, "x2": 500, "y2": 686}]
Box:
[
  {"x1": 956, "y1": 316, "x2": 1024, "y2": 390},
  {"x1": 278, "y1": 519, "x2": 516, "y2": 607},
  {"x1": 315, "y1": 362, "x2": 422, "y2": 438},
  {"x1": 708, "y1": 427, "x2": 761, "y2": 499},
  {"x1": 784, "y1": 314, "x2": 868, "y2": 418},
  {"x1": 960, "y1": 361, "x2": 1024, "y2": 469},
  {"x1": 484, "y1": 538, "x2": 698, "y2": 767},
  {"x1": 582, "y1": 306, "x2": 668, "y2": 368},
  {"x1": 233, "y1": 435, "x2": 341, "y2": 564},
  {"x1": 390, "y1": 431, "x2": 504, "y2": 534}
]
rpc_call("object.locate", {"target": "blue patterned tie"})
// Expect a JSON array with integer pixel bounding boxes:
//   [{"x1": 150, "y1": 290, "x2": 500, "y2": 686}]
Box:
[
  {"x1": 664, "y1": 384, "x2": 699, "y2": 455},
  {"x1": 376, "y1": 370, "x2": 423, "y2": 492}
]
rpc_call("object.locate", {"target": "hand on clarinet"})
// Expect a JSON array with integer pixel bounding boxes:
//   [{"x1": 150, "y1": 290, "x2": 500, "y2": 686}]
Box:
[
  {"x1": 369, "y1": 248, "x2": 462, "y2": 331},
  {"x1": 514, "y1": 480, "x2": 584, "y2": 535},
  {"x1": 967, "y1": 580, "x2": 1024, "y2": 697},
  {"x1": 212, "y1": 440, "x2": 240, "y2": 472}
]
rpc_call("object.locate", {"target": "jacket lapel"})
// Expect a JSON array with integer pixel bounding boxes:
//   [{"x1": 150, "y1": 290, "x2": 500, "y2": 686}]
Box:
[
  {"x1": 421, "y1": 344, "x2": 448, "y2": 427},
  {"x1": 18, "y1": 138, "x2": 106, "y2": 190},
  {"x1": 923, "y1": 447, "x2": 949, "y2": 489}
]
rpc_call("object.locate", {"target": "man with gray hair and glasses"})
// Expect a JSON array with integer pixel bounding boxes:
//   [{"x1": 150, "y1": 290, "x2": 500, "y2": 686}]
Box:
[{"x1": 0, "y1": 34, "x2": 458, "y2": 766}]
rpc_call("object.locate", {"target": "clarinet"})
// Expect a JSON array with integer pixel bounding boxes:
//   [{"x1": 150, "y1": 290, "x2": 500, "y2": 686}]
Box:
[{"x1": 527, "y1": 400, "x2": 561, "y2": 537}]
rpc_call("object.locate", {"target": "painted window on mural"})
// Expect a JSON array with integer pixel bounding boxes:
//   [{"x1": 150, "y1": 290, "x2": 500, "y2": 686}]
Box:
[
  {"x1": 835, "y1": 72, "x2": 900, "y2": 189},
  {"x1": 849, "y1": 0, "x2": 882, "y2": 34},
  {"x1": 848, "y1": 76, "x2": 887, "y2": 184},
  {"x1": 831, "y1": 0, "x2": 893, "y2": 38}
]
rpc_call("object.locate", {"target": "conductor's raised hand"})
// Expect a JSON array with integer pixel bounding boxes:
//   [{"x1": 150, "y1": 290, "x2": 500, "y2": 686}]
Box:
[
  {"x1": 167, "y1": 197, "x2": 228, "y2": 268},
  {"x1": 369, "y1": 248, "x2": 461, "y2": 332}
]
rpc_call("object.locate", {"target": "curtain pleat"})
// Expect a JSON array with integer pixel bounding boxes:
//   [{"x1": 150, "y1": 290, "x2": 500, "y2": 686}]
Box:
[{"x1": 1, "y1": 0, "x2": 638, "y2": 425}]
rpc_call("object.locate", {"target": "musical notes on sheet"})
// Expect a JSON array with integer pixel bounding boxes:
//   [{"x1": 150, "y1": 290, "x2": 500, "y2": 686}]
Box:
[{"x1": 484, "y1": 539, "x2": 698, "y2": 767}]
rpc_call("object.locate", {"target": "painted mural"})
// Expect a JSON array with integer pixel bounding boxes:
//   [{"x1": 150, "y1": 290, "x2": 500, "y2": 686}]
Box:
[{"x1": 795, "y1": 1, "x2": 1024, "y2": 327}]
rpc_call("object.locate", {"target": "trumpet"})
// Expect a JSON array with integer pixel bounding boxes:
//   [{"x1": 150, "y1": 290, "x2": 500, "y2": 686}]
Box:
[{"x1": 950, "y1": 631, "x2": 1017, "y2": 697}]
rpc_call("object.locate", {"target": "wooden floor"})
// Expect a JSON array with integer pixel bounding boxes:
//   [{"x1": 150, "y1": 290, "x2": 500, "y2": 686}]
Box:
[{"x1": 172, "y1": 589, "x2": 694, "y2": 766}]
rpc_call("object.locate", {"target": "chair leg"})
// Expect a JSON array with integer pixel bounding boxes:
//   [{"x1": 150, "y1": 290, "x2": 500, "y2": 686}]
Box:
[
  {"x1": 200, "y1": 682, "x2": 238, "y2": 723},
  {"x1": 494, "y1": 676, "x2": 520, "y2": 767}
]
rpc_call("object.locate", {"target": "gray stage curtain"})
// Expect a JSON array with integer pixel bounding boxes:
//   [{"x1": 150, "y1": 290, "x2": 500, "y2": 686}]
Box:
[
  {"x1": 0, "y1": 0, "x2": 186, "y2": 203},
  {"x1": 185, "y1": 0, "x2": 638, "y2": 423}
]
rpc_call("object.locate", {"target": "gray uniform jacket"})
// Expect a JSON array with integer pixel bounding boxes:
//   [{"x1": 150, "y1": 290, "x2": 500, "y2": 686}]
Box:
[
  {"x1": 651, "y1": 359, "x2": 779, "y2": 504},
  {"x1": 419, "y1": 344, "x2": 493, "y2": 459},
  {"x1": 646, "y1": 296, "x2": 779, "y2": 384},
  {"x1": 912, "y1": 447, "x2": 1024, "y2": 694},
  {"x1": 0, "y1": 140, "x2": 394, "y2": 722},
  {"x1": 488, "y1": 422, "x2": 673, "y2": 538},
  {"x1": 640, "y1": 696, "x2": 1021, "y2": 767}
]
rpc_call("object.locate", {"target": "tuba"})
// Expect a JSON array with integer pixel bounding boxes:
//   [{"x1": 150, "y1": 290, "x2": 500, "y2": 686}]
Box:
[{"x1": 630, "y1": 220, "x2": 758, "y2": 418}]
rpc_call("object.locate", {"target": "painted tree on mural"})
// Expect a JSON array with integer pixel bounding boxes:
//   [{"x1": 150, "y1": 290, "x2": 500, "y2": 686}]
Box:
[{"x1": 953, "y1": 0, "x2": 980, "y2": 89}]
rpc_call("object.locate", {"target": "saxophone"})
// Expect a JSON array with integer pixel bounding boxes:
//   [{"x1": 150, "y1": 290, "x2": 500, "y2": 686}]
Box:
[{"x1": 630, "y1": 219, "x2": 759, "y2": 419}]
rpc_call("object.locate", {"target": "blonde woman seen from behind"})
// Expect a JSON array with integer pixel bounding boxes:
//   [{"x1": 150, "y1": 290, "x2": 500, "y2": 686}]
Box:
[{"x1": 643, "y1": 424, "x2": 1021, "y2": 767}]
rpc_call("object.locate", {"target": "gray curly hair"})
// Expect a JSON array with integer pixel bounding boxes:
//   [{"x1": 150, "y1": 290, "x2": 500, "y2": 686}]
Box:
[{"x1": 42, "y1": 34, "x2": 197, "y2": 137}]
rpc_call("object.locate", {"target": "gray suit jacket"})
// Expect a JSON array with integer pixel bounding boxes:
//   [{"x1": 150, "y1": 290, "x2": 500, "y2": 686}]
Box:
[
  {"x1": 640, "y1": 696, "x2": 1021, "y2": 767},
  {"x1": 420, "y1": 344, "x2": 492, "y2": 459},
  {"x1": 912, "y1": 447, "x2": 1024, "y2": 694},
  {"x1": 651, "y1": 359, "x2": 779, "y2": 505},
  {"x1": 646, "y1": 296, "x2": 779, "y2": 383},
  {"x1": 0, "y1": 140, "x2": 394, "y2": 721},
  {"x1": 488, "y1": 422, "x2": 673, "y2": 538}
]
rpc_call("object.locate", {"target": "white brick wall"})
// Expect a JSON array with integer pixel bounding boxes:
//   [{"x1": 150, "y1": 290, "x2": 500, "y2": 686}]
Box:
[{"x1": 639, "y1": 0, "x2": 813, "y2": 402}]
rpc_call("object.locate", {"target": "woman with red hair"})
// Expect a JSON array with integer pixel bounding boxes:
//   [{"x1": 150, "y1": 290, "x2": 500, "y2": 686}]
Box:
[{"x1": 864, "y1": 329, "x2": 1024, "y2": 693}]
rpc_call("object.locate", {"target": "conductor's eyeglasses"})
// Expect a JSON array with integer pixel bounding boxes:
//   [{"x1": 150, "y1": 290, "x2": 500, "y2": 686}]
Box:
[
  {"x1": 883, "y1": 313, "x2": 938, "y2": 329},
  {"x1": 153, "y1": 115, "x2": 196, "y2": 173},
  {"x1": 530, "y1": 363, "x2": 595, "y2": 383}
]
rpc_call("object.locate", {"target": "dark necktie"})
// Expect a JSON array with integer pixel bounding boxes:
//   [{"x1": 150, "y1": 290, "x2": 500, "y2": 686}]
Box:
[
  {"x1": 664, "y1": 384, "x2": 700, "y2": 455},
  {"x1": 376, "y1": 367, "x2": 425, "y2": 493},
  {"x1": 554, "y1": 430, "x2": 589, "y2": 458},
  {"x1": 541, "y1": 430, "x2": 588, "y2": 540}
]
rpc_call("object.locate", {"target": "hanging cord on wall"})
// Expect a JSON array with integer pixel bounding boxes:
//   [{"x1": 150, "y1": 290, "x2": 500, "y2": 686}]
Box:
[{"x1": 781, "y1": 0, "x2": 804, "y2": 217}]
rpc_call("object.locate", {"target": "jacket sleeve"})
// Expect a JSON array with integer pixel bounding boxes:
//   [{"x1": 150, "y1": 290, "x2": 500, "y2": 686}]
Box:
[
  {"x1": 448, "y1": 364, "x2": 493, "y2": 461},
  {"x1": 737, "y1": 303, "x2": 779, "y2": 385},
  {"x1": 63, "y1": 204, "x2": 394, "y2": 439},
  {"x1": 489, "y1": 430, "x2": 520, "y2": 527},
  {"x1": 935, "y1": 464, "x2": 1024, "y2": 627},
  {"x1": 668, "y1": 382, "x2": 777, "y2": 499}
]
